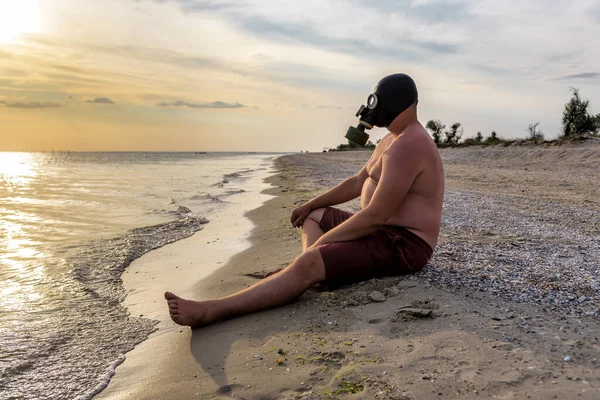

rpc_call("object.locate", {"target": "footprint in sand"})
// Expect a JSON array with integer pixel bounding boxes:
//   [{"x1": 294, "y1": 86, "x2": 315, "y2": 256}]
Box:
[{"x1": 215, "y1": 384, "x2": 245, "y2": 395}]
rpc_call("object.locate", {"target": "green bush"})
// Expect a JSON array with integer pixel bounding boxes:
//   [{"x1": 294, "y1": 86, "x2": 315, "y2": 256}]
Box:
[
  {"x1": 444, "y1": 122, "x2": 463, "y2": 144},
  {"x1": 526, "y1": 122, "x2": 545, "y2": 142},
  {"x1": 562, "y1": 88, "x2": 600, "y2": 137},
  {"x1": 426, "y1": 120, "x2": 445, "y2": 145},
  {"x1": 483, "y1": 131, "x2": 508, "y2": 145}
]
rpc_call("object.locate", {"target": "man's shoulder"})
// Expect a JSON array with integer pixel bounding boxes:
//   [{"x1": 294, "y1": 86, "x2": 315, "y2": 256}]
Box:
[{"x1": 387, "y1": 125, "x2": 432, "y2": 155}]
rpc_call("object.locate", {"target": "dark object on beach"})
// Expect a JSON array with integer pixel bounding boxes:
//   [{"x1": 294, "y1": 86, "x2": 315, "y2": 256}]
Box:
[
  {"x1": 243, "y1": 272, "x2": 266, "y2": 279},
  {"x1": 393, "y1": 307, "x2": 438, "y2": 321}
]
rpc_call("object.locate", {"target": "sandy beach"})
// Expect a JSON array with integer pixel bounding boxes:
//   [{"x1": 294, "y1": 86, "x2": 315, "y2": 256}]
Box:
[{"x1": 98, "y1": 140, "x2": 600, "y2": 400}]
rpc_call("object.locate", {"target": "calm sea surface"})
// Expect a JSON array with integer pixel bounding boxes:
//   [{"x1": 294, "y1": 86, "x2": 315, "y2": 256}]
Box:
[{"x1": 0, "y1": 152, "x2": 278, "y2": 399}]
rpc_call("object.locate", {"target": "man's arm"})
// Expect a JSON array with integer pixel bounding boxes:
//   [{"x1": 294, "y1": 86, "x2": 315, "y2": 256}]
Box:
[
  {"x1": 301, "y1": 135, "x2": 389, "y2": 212},
  {"x1": 290, "y1": 167, "x2": 367, "y2": 227},
  {"x1": 311, "y1": 137, "x2": 423, "y2": 246}
]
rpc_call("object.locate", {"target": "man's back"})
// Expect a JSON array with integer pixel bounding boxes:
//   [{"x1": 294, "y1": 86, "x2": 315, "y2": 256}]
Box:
[{"x1": 360, "y1": 123, "x2": 445, "y2": 249}]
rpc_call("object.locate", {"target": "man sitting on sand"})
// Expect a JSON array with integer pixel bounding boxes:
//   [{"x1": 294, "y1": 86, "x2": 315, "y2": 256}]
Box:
[{"x1": 165, "y1": 73, "x2": 445, "y2": 327}]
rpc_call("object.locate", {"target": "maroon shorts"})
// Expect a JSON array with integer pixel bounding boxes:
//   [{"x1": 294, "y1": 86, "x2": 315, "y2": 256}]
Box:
[{"x1": 317, "y1": 207, "x2": 433, "y2": 291}]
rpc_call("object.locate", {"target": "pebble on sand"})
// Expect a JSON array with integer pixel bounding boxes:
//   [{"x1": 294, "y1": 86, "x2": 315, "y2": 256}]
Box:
[{"x1": 369, "y1": 291, "x2": 386, "y2": 302}]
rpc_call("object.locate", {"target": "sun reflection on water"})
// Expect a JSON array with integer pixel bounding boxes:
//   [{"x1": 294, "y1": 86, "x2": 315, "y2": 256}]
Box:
[
  {"x1": 0, "y1": 152, "x2": 38, "y2": 187},
  {"x1": 0, "y1": 152, "x2": 44, "y2": 311}
]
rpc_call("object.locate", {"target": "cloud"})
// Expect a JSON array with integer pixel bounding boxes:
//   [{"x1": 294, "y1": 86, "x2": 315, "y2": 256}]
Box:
[
  {"x1": 85, "y1": 97, "x2": 116, "y2": 104},
  {"x1": 360, "y1": 0, "x2": 471, "y2": 24},
  {"x1": 1, "y1": 101, "x2": 61, "y2": 109},
  {"x1": 545, "y1": 52, "x2": 578, "y2": 62},
  {"x1": 317, "y1": 105, "x2": 344, "y2": 110},
  {"x1": 157, "y1": 100, "x2": 245, "y2": 109},
  {"x1": 1, "y1": 68, "x2": 30, "y2": 77},
  {"x1": 51, "y1": 64, "x2": 87, "y2": 74},
  {"x1": 593, "y1": 5, "x2": 600, "y2": 22},
  {"x1": 554, "y1": 72, "x2": 599, "y2": 81},
  {"x1": 84, "y1": 44, "x2": 221, "y2": 71},
  {"x1": 235, "y1": 14, "x2": 459, "y2": 59},
  {"x1": 469, "y1": 63, "x2": 520, "y2": 76},
  {"x1": 171, "y1": 0, "x2": 463, "y2": 60}
]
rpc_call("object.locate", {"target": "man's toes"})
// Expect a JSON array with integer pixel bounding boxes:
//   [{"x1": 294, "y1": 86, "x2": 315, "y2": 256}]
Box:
[{"x1": 164, "y1": 291, "x2": 180, "y2": 301}]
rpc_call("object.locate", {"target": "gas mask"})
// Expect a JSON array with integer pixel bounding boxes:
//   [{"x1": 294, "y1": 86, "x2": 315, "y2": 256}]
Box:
[{"x1": 345, "y1": 73, "x2": 418, "y2": 147}]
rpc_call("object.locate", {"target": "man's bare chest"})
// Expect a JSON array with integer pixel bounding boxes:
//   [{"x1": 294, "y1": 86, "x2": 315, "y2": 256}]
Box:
[
  {"x1": 366, "y1": 156, "x2": 383, "y2": 183},
  {"x1": 366, "y1": 140, "x2": 392, "y2": 183}
]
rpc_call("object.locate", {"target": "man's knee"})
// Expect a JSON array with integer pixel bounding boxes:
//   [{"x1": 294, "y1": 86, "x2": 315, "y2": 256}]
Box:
[
  {"x1": 292, "y1": 248, "x2": 326, "y2": 284},
  {"x1": 306, "y1": 207, "x2": 327, "y2": 225}
]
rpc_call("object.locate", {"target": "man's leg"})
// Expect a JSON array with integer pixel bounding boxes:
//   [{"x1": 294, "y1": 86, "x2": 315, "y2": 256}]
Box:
[
  {"x1": 301, "y1": 208, "x2": 326, "y2": 252},
  {"x1": 264, "y1": 208, "x2": 326, "y2": 278},
  {"x1": 165, "y1": 248, "x2": 327, "y2": 328}
]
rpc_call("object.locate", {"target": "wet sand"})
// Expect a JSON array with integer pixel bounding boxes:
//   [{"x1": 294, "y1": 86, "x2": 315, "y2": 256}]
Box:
[{"x1": 98, "y1": 140, "x2": 600, "y2": 399}]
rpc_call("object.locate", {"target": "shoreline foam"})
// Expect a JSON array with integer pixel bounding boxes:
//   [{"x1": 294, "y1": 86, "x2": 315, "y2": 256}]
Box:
[{"x1": 95, "y1": 159, "x2": 277, "y2": 399}]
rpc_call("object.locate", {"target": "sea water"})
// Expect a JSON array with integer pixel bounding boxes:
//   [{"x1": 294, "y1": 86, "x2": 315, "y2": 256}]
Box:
[{"x1": 0, "y1": 152, "x2": 279, "y2": 399}]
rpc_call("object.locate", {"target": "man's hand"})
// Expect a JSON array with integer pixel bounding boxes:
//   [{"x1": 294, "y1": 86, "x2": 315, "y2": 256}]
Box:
[{"x1": 290, "y1": 204, "x2": 312, "y2": 227}]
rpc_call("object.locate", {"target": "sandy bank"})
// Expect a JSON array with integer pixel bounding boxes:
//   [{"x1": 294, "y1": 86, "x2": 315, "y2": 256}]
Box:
[{"x1": 99, "y1": 143, "x2": 600, "y2": 399}]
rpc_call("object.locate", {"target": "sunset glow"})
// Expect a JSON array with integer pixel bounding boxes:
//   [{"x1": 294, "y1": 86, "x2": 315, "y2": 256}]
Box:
[
  {"x1": 1, "y1": 0, "x2": 600, "y2": 151},
  {"x1": 0, "y1": 0, "x2": 42, "y2": 43}
]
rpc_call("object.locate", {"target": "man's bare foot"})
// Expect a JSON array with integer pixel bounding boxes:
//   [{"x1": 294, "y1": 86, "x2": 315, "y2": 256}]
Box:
[{"x1": 164, "y1": 291, "x2": 215, "y2": 328}]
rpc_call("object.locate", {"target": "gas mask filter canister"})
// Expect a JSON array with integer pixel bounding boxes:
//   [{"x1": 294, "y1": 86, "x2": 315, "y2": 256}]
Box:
[{"x1": 345, "y1": 73, "x2": 418, "y2": 146}]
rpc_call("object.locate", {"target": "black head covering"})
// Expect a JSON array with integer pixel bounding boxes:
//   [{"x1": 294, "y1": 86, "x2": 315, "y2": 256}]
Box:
[{"x1": 364, "y1": 73, "x2": 418, "y2": 127}]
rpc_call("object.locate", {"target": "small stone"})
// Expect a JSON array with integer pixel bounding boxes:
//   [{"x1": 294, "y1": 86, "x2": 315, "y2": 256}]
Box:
[
  {"x1": 564, "y1": 355, "x2": 572, "y2": 362},
  {"x1": 395, "y1": 308, "x2": 434, "y2": 319},
  {"x1": 422, "y1": 375, "x2": 430, "y2": 380},
  {"x1": 369, "y1": 291, "x2": 386, "y2": 302}
]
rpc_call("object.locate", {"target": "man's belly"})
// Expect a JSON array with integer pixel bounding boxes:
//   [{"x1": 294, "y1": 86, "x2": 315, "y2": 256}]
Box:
[{"x1": 361, "y1": 180, "x2": 440, "y2": 249}]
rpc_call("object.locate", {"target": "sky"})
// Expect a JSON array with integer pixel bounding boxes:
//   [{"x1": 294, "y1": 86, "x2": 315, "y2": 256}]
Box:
[{"x1": 0, "y1": 0, "x2": 599, "y2": 152}]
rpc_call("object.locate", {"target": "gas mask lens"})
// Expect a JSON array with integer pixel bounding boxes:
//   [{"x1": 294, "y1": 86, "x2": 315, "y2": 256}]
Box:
[{"x1": 366, "y1": 93, "x2": 378, "y2": 109}]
